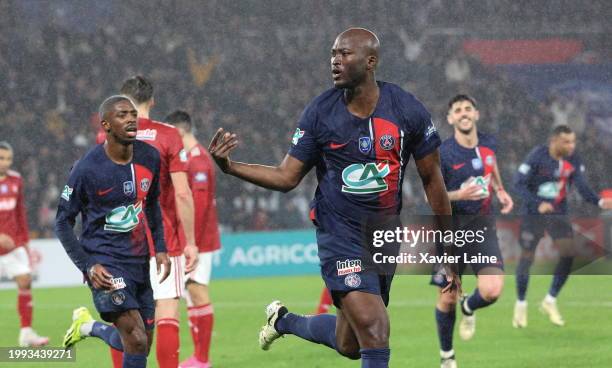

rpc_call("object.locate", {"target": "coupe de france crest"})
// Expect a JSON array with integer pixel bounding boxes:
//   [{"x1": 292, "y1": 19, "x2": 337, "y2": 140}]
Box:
[{"x1": 359, "y1": 137, "x2": 372, "y2": 154}]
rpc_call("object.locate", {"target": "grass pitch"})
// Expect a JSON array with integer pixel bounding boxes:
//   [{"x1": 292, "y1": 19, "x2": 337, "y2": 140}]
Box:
[{"x1": 1, "y1": 274, "x2": 611, "y2": 367}]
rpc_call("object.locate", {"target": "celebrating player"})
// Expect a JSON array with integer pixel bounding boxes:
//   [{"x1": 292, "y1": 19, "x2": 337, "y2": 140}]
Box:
[
  {"x1": 120, "y1": 76, "x2": 198, "y2": 368},
  {"x1": 208, "y1": 28, "x2": 457, "y2": 368},
  {"x1": 513, "y1": 125, "x2": 612, "y2": 327},
  {"x1": 56, "y1": 96, "x2": 171, "y2": 368},
  {"x1": 0, "y1": 141, "x2": 49, "y2": 347},
  {"x1": 166, "y1": 110, "x2": 221, "y2": 368},
  {"x1": 431, "y1": 95, "x2": 513, "y2": 368}
]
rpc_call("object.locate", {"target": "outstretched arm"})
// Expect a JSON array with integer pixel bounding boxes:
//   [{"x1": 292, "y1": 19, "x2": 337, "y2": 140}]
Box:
[{"x1": 208, "y1": 128, "x2": 310, "y2": 193}]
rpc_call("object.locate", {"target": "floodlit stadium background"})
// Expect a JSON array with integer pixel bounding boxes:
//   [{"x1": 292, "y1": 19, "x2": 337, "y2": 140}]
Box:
[{"x1": 0, "y1": 1, "x2": 611, "y2": 367}]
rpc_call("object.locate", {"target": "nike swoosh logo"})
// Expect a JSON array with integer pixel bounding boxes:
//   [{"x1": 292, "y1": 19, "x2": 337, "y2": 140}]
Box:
[
  {"x1": 329, "y1": 142, "x2": 349, "y2": 150},
  {"x1": 97, "y1": 187, "x2": 114, "y2": 196},
  {"x1": 452, "y1": 163, "x2": 466, "y2": 170}
]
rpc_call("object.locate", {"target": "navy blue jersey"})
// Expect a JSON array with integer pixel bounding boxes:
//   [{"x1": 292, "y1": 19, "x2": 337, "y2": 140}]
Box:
[
  {"x1": 514, "y1": 145, "x2": 600, "y2": 215},
  {"x1": 288, "y1": 81, "x2": 440, "y2": 261},
  {"x1": 440, "y1": 132, "x2": 497, "y2": 215},
  {"x1": 55, "y1": 140, "x2": 166, "y2": 273}
]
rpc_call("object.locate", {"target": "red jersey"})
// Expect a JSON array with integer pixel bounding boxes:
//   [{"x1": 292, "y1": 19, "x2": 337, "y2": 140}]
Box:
[
  {"x1": 136, "y1": 118, "x2": 189, "y2": 256},
  {"x1": 0, "y1": 170, "x2": 29, "y2": 256},
  {"x1": 185, "y1": 144, "x2": 220, "y2": 252}
]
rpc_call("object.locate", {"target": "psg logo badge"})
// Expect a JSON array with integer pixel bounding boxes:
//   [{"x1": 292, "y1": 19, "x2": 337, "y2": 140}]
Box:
[
  {"x1": 379, "y1": 134, "x2": 395, "y2": 150},
  {"x1": 359, "y1": 137, "x2": 372, "y2": 154},
  {"x1": 344, "y1": 273, "x2": 361, "y2": 288},
  {"x1": 140, "y1": 178, "x2": 150, "y2": 192},
  {"x1": 111, "y1": 291, "x2": 126, "y2": 306},
  {"x1": 123, "y1": 181, "x2": 134, "y2": 196}
]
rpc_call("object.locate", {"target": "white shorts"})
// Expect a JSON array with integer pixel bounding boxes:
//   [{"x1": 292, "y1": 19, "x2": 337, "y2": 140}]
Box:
[
  {"x1": 186, "y1": 252, "x2": 213, "y2": 285},
  {"x1": 0, "y1": 247, "x2": 31, "y2": 279},
  {"x1": 149, "y1": 254, "x2": 185, "y2": 300}
]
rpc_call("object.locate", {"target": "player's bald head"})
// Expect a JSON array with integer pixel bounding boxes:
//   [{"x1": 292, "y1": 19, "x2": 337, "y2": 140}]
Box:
[
  {"x1": 99, "y1": 95, "x2": 136, "y2": 121},
  {"x1": 335, "y1": 28, "x2": 380, "y2": 58}
]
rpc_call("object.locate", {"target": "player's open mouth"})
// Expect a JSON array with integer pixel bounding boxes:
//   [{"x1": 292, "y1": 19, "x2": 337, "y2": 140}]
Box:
[
  {"x1": 125, "y1": 126, "x2": 137, "y2": 137},
  {"x1": 332, "y1": 69, "x2": 342, "y2": 80}
]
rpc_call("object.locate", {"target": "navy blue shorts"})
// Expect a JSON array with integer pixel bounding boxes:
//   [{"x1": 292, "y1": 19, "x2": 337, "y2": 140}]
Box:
[
  {"x1": 431, "y1": 217, "x2": 503, "y2": 288},
  {"x1": 519, "y1": 215, "x2": 573, "y2": 251},
  {"x1": 321, "y1": 257, "x2": 394, "y2": 308},
  {"x1": 89, "y1": 262, "x2": 155, "y2": 330}
]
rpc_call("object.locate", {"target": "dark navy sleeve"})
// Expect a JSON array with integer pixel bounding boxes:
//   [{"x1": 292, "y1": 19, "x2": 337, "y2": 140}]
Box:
[
  {"x1": 439, "y1": 144, "x2": 451, "y2": 188},
  {"x1": 514, "y1": 148, "x2": 543, "y2": 205},
  {"x1": 484, "y1": 134, "x2": 498, "y2": 153},
  {"x1": 571, "y1": 155, "x2": 600, "y2": 206},
  {"x1": 287, "y1": 102, "x2": 320, "y2": 165},
  {"x1": 406, "y1": 101, "x2": 441, "y2": 160},
  {"x1": 144, "y1": 153, "x2": 167, "y2": 254},
  {"x1": 54, "y1": 161, "x2": 94, "y2": 273}
]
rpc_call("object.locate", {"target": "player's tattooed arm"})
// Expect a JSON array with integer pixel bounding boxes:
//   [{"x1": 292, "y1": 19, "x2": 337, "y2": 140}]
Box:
[{"x1": 209, "y1": 128, "x2": 310, "y2": 192}]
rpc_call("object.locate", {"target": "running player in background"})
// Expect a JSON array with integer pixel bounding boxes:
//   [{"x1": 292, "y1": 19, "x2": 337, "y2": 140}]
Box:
[
  {"x1": 166, "y1": 110, "x2": 221, "y2": 368},
  {"x1": 432, "y1": 95, "x2": 513, "y2": 368},
  {"x1": 513, "y1": 125, "x2": 612, "y2": 327},
  {"x1": 56, "y1": 95, "x2": 171, "y2": 368},
  {"x1": 209, "y1": 28, "x2": 457, "y2": 368},
  {"x1": 120, "y1": 76, "x2": 198, "y2": 368},
  {"x1": 0, "y1": 141, "x2": 49, "y2": 347}
]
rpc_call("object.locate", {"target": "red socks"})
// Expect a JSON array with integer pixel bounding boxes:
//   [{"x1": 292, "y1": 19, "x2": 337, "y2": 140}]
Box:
[
  {"x1": 156, "y1": 318, "x2": 180, "y2": 368},
  {"x1": 316, "y1": 288, "x2": 333, "y2": 314},
  {"x1": 18, "y1": 290, "x2": 33, "y2": 328},
  {"x1": 188, "y1": 304, "x2": 214, "y2": 363},
  {"x1": 110, "y1": 347, "x2": 123, "y2": 368}
]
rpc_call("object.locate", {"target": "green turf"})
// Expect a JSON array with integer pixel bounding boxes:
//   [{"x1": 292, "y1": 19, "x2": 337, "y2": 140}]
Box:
[{"x1": 1, "y1": 275, "x2": 611, "y2": 367}]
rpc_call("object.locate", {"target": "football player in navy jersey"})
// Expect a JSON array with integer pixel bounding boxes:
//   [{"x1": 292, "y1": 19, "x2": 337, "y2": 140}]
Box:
[
  {"x1": 209, "y1": 28, "x2": 458, "y2": 368},
  {"x1": 432, "y1": 95, "x2": 513, "y2": 368},
  {"x1": 55, "y1": 95, "x2": 171, "y2": 368},
  {"x1": 513, "y1": 125, "x2": 612, "y2": 328}
]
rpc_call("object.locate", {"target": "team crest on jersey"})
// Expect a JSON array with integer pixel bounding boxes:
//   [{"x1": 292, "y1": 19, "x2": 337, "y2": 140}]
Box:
[
  {"x1": 344, "y1": 273, "x2": 361, "y2": 288},
  {"x1": 140, "y1": 178, "x2": 150, "y2": 192},
  {"x1": 123, "y1": 181, "x2": 134, "y2": 195},
  {"x1": 341, "y1": 162, "x2": 390, "y2": 194},
  {"x1": 359, "y1": 137, "x2": 372, "y2": 154},
  {"x1": 292, "y1": 128, "x2": 305, "y2": 145},
  {"x1": 471, "y1": 158, "x2": 483, "y2": 170},
  {"x1": 110, "y1": 291, "x2": 126, "y2": 306},
  {"x1": 485, "y1": 155, "x2": 495, "y2": 166},
  {"x1": 104, "y1": 202, "x2": 142, "y2": 232},
  {"x1": 379, "y1": 134, "x2": 395, "y2": 151},
  {"x1": 179, "y1": 149, "x2": 188, "y2": 163},
  {"x1": 61, "y1": 185, "x2": 73, "y2": 201}
]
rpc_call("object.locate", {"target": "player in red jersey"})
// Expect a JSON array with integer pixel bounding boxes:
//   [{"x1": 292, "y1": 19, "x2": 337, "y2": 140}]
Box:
[
  {"x1": 116, "y1": 77, "x2": 198, "y2": 368},
  {"x1": 166, "y1": 110, "x2": 221, "y2": 368},
  {"x1": 0, "y1": 142, "x2": 49, "y2": 347}
]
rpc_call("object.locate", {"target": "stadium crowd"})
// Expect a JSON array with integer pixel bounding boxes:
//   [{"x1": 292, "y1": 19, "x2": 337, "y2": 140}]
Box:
[{"x1": 1, "y1": 0, "x2": 610, "y2": 236}]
